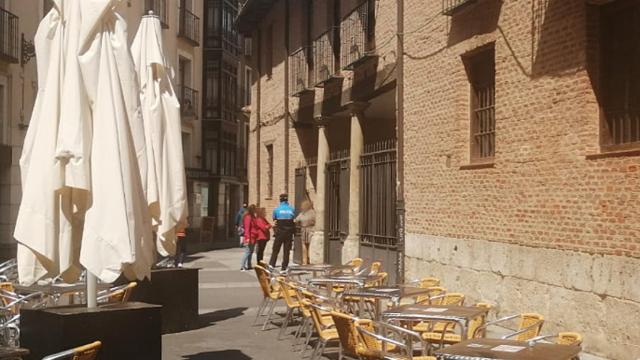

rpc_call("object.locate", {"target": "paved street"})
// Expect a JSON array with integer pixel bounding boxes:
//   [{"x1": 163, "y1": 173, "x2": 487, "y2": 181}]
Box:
[{"x1": 162, "y1": 246, "x2": 332, "y2": 360}]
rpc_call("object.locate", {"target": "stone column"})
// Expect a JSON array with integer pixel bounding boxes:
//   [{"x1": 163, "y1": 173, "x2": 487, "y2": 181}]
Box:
[
  {"x1": 309, "y1": 117, "x2": 330, "y2": 264},
  {"x1": 342, "y1": 102, "x2": 369, "y2": 264}
]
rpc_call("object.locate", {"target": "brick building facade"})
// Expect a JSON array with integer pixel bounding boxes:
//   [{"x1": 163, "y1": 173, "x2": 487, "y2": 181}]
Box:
[{"x1": 238, "y1": 0, "x2": 640, "y2": 358}]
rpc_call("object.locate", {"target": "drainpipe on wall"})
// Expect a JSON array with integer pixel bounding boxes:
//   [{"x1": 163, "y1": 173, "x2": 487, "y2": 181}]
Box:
[
  {"x1": 395, "y1": 0, "x2": 406, "y2": 283},
  {"x1": 256, "y1": 29, "x2": 262, "y2": 206},
  {"x1": 283, "y1": 0, "x2": 291, "y2": 195}
]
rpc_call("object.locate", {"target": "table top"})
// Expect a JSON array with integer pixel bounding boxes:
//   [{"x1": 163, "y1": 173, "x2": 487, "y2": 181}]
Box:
[
  {"x1": 343, "y1": 286, "x2": 433, "y2": 300},
  {"x1": 382, "y1": 304, "x2": 488, "y2": 323},
  {"x1": 308, "y1": 274, "x2": 380, "y2": 286},
  {"x1": 0, "y1": 346, "x2": 29, "y2": 359},
  {"x1": 290, "y1": 264, "x2": 353, "y2": 271},
  {"x1": 435, "y1": 338, "x2": 581, "y2": 360},
  {"x1": 14, "y1": 282, "x2": 111, "y2": 295}
]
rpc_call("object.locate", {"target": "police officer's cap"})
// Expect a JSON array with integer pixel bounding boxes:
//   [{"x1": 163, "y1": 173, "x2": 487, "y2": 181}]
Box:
[{"x1": 279, "y1": 193, "x2": 288, "y2": 202}]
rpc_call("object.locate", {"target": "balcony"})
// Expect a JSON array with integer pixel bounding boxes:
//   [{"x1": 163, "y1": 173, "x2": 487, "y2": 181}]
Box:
[
  {"x1": 178, "y1": 8, "x2": 200, "y2": 46},
  {"x1": 340, "y1": 1, "x2": 375, "y2": 70},
  {"x1": 145, "y1": 0, "x2": 168, "y2": 28},
  {"x1": 180, "y1": 86, "x2": 199, "y2": 118},
  {"x1": 442, "y1": 0, "x2": 477, "y2": 15},
  {"x1": 313, "y1": 28, "x2": 339, "y2": 87},
  {"x1": 289, "y1": 47, "x2": 312, "y2": 97},
  {"x1": 0, "y1": 7, "x2": 19, "y2": 64}
]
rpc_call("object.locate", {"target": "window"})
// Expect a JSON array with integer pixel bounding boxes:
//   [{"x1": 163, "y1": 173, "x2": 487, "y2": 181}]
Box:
[
  {"x1": 204, "y1": 59, "x2": 220, "y2": 118},
  {"x1": 244, "y1": 67, "x2": 252, "y2": 106},
  {"x1": 264, "y1": 25, "x2": 273, "y2": 77},
  {"x1": 466, "y1": 47, "x2": 495, "y2": 162},
  {"x1": 599, "y1": 0, "x2": 640, "y2": 150},
  {"x1": 182, "y1": 131, "x2": 192, "y2": 167},
  {"x1": 265, "y1": 144, "x2": 273, "y2": 198}
]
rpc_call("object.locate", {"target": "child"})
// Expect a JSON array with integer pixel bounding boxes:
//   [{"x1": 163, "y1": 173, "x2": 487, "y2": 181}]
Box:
[{"x1": 253, "y1": 208, "x2": 272, "y2": 264}]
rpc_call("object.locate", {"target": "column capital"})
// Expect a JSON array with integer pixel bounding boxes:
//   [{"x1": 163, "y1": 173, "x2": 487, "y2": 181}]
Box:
[{"x1": 345, "y1": 101, "x2": 370, "y2": 116}]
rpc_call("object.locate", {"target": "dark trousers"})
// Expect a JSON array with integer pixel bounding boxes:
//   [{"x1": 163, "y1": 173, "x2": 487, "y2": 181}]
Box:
[
  {"x1": 256, "y1": 240, "x2": 268, "y2": 263},
  {"x1": 269, "y1": 230, "x2": 294, "y2": 270}
]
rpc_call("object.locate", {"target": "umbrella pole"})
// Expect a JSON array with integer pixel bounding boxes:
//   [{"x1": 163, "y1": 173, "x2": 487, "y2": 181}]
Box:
[{"x1": 87, "y1": 273, "x2": 98, "y2": 308}]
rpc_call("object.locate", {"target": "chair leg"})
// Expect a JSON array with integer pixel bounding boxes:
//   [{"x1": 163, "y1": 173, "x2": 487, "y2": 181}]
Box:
[
  {"x1": 310, "y1": 339, "x2": 322, "y2": 360},
  {"x1": 262, "y1": 299, "x2": 278, "y2": 330},
  {"x1": 253, "y1": 298, "x2": 268, "y2": 326},
  {"x1": 301, "y1": 322, "x2": 314, "y2": 354},
  {"x1": 278, "y1": 308, "x2": 293, "y2": 339},
  {"x1": 293, "y1": 317, "x2": 307, "y2": 347}
]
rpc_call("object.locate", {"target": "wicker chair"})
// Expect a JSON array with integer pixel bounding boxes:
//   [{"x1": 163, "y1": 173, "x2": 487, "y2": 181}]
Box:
[
  {"x1": 253, "y1": 265, "x2": 288, "y2": 330},
  {"x1": 296, "y1": 290, "x2": 336, "y2": 355},
  {"x1": 275, "y1": 277, "x2": 301, "y2": 339},
  {"x1": 368, "y1": 262, "x2": 382, "y2": 276},
  {"x1": 475, "y1": 313, "x2": 544, "y2": 341},
  {"x1": 356, "y1": 320, "x2": 435, "y2": 360},
  {"x1": 415, "y1": 286, "x2": 447, "y2": 305},
  {"x1": 304, "y1": 299, "x2": 340, "y2": 360},
  {"x1": 42, "y1": 341, "x2": 102, "y2": 360},
  {"x1": 97, "y1": 282, "x2": 137, "y2": 303},
  {"x1": 420, "y1": 302, "x2": 492, "y2": 347}
]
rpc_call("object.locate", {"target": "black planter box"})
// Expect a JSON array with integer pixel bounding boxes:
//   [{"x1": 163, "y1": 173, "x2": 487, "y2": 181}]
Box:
[
  {"x1": 20, "y1": 302, "x2": 161, "y2": 360},
  {"x1": 122, "y1": 267, "x2": 199, "y2": 334}
]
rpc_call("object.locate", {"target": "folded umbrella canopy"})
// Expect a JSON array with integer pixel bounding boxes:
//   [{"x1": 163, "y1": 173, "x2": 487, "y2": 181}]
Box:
[
  {"x1": 14, "y1": 0, "x2": 154, "y2": 285},
  {"x1": 131, "y1": 13, "x2": 188, "y2": 257}
]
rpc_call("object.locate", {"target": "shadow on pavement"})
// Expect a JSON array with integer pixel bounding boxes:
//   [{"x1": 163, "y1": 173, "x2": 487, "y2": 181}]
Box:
[
  {"x1": 192, "y1": 307, "x2": 248, "y2": 330},
  {"x1": 181, "y1": 350, "x2": 252, "y2": 360}
]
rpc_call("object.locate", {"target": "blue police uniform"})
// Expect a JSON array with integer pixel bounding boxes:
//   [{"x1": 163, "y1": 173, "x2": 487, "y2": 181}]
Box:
[{"x1": 269, "y1": 200, "x2": 297, "y2": 270}]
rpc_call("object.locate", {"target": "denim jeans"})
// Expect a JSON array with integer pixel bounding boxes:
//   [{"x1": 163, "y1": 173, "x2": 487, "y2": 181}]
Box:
[{"x1": 241, "y1": 243, "x2": 255, "y2": 269}]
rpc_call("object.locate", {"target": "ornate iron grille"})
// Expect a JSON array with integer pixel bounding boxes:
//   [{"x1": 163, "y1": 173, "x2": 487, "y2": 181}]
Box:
[
  {"x1": 442, "y1": 0, "x2": 477, "y2": 15},
  {"x1": 0, "y1": 7, "x2": 19, "y2": 64},
  {"x1": 340, "y1": 1, "x2": 373, "y2": 70},
  {"x1": 359, "y1": 140, "x2": 397, "y2": 250},
  {"x1": 180, "y1": 86, "x2": 199, "y2": 118},
  {"x1": 289, "y1": 47, "x2": 310, "y2": 96},
  {"x1": 145, "y1": 0, "x2": 169, "y2": 28},
  {"x1": 178, "y1": 7, "x2": 200, "y2": 46},
  {"x1": 326, "y1": 150, "x2": 350, "y2": 265},
  {"x1": 313, "y1": 28, "x2": 336, "y2": 85}
]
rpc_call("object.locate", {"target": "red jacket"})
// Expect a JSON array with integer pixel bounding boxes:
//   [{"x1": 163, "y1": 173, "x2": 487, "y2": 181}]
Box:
[
  {"x1": 253, "y1": 216, "x2": 272, "y2": 241},
  {"x1": 242, "y1": 214, "x2": 256, "y2": 244}
]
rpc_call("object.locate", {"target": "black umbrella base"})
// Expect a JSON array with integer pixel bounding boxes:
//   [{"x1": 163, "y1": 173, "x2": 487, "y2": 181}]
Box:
[{"x1": 20, "y1": 302, "x2": 162, "y2": 360}]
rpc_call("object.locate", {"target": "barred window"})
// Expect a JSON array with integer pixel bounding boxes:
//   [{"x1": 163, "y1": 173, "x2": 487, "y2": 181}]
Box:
[
  {"x1": 600, "y1": 0, "x2": 640, "y2": 150},
  {"x1": 467, "y1": 47, "x2": 496, "y2": 161}
]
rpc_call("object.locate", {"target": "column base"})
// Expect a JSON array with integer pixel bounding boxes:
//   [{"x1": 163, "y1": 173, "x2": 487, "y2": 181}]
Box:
[
  {"x1": 309, "y1": 231, "x2": 326, "y2": 264},
  {"x1": 342, "y1": 235, "x2": 360, "y2": 264}
]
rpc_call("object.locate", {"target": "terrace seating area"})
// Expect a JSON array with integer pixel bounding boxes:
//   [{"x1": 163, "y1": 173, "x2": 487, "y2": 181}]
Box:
[
  {"x1": 251, "y1": 259, "x2": 583, "y2": 360},
  {"x1": 0, "y1": 258, "x2": 139, "y2": 358}
]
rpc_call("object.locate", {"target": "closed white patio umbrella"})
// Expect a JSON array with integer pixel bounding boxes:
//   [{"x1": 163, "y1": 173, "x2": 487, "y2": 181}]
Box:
[
  {"x1": 14, "y1": 0, "x2": 154, "y2": 291},
  {"x1": 131, "y1": 12, "x2": 188, "y2": 257}
]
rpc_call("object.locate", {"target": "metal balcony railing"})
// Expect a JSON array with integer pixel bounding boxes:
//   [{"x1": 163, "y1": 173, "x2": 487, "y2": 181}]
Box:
[
  {"x1": 442, "y1": 0, "x2": 477, "y2": 15},
  {"x1": 340, "y1": 1, "x2": 374, "y2": 70},
  {"x1": 313, "y1": 28, "x2": 337, "y2": 86},
  {"x1": 0, "y1": 7, "x2": 19, "y2": 64},
  {"x1": 178, "y1": 8, "x2": 200, "y2": 46},
  {"x1": 180, "y1": 86, "x2": 199, "y2": 118},
  {"x1": 145, "y1": 0, "x2": 168, "y2": 28},
  {"x1": 289, "y1": 47, "x2": 311, "y2": 96}
]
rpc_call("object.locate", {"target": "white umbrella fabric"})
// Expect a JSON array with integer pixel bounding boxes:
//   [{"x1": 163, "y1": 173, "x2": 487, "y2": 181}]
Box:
[
  {"x1": 14, "y1": 0, "x2": 154, "y2": 287},
  {"x1": 131, "y1": 13, "x2": 188, "y2": 257}
]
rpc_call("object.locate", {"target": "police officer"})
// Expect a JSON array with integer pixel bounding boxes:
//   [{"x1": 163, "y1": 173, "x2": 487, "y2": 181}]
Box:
[{"x1": 269, "y1": 193, "x2": 296, "y2": 270}]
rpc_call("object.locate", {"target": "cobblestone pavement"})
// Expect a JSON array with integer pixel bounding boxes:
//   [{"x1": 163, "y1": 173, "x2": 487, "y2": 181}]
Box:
[{"x1": 162, "y1": 246, "x2": 333, "y2": 360}]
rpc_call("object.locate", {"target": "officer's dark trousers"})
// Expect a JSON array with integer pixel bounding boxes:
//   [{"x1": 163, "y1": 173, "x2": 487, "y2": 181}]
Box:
[{"x1": 269, "y1": 230, "x2": 294, "y2": 270}]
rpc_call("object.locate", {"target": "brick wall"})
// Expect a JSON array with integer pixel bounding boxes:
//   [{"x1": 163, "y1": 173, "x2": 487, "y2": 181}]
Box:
[{"x1": 403, "y1": 0, "x2": 639, "y2": 358}]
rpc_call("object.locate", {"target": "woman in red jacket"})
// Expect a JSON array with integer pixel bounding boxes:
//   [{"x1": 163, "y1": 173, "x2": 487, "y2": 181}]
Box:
[
  {"x1": 253, "y1": 207, "x2": 272, "y2": 264},
  {"x1": 240, "y1": 205, "x2": 257, "y2": 271}
]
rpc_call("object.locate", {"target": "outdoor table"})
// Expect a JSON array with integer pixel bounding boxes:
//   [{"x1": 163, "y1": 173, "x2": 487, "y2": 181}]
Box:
[
  {"x1": 0, "y1": 347, "x2": 29, "y2": 360},
  {"x1": 14, "y1": 282, "x2": 110, "y2": 296},
  {"x1": 307, "y1": 274, "x2": 381, "y2": 289},
  {"x1": 342, "y1": 286, "x2": 435, "y2": 320},
  {"x1": 435, "y1": 338, "x2": 581, "y2": 360},
  {"x1": 289, "y1": 264, "x2": 354, "y2": 277},
  {"x1": 382, "y1": 304, "x2": 489, "y2": 341}
]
